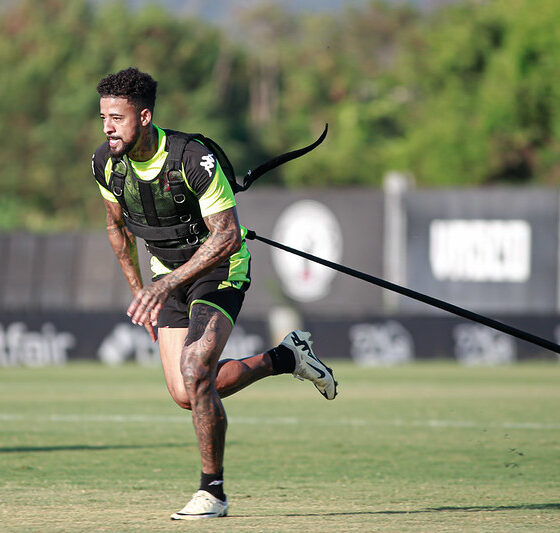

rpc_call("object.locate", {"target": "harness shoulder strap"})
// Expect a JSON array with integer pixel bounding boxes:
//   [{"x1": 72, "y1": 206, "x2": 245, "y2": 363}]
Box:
[
  {"x1": 166, "y1": 131, "x2": 190, "y2": 173},
  {"x1": 92, "y1": 144, "x2": 113, "y2": 191},
  {"x1": 165, "y1": 131, "x2": 206, "y2": 237},
  {"x1": 109, "y1": 157, "x2": 129, "y2": 214},
  {"x1": 138, "y1": 181, "x2": 160, "y2": 226}
]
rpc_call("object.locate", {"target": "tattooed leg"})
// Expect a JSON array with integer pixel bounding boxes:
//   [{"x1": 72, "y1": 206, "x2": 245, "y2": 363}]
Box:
[
  {"x1": 159, "y1": 327, "x2": 274, "y2": 411},
  {"x1": 214, "y1": 355, "x2": 274, "y2": 399},
  {"x1": 181, "y1": 304, "x2": 233, "y2": 474}
]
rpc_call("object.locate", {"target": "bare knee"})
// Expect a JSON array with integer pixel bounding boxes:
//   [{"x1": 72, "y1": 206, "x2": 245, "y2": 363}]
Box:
[
  {"x1": 174, "y1": 396, "x2": 193, "y2": 411},
  {"x1": 167, "y1": 385, "x2": 192, "y2": 410}
]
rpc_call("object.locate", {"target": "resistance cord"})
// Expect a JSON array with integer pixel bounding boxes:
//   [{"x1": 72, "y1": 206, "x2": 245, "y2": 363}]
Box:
[{"x1": 245, "y1": 229, "x2": 560, "y2": 355}]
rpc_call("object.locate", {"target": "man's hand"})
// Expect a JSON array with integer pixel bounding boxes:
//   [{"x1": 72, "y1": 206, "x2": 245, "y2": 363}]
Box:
[
  {"x1": 143, "y1": 322, "x2": 158, "y2": 343},
  {"x1": 125, "y1": 207, "x2": 241, "y2": 343},
  {"x1": 127, "y1": 281, "x2": 171, "y2": 338}
]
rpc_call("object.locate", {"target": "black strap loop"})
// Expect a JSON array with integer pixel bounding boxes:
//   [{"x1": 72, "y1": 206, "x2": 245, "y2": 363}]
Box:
[
  {"x1": 239, "y1": 124, "x2": 328, "y2": 192},
  {"x1": 186, "y1": 125, "x2": 328, "y2": 194}
]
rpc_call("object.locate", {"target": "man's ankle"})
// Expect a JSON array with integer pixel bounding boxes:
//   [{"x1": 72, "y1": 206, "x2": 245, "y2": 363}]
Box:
[{"x1": 200, "y1": 470, "x2": 225, "y2": 501}]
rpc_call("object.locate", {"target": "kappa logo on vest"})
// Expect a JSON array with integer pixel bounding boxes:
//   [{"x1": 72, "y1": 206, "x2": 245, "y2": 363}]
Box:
[{"x1": 200, "y1": 154, "x2": 215, "y2": 177}]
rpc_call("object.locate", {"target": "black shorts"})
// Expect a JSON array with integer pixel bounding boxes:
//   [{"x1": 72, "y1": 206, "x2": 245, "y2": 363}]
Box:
[{"x1": 156, "y1": 264, "x2": 250, "y2": 329}]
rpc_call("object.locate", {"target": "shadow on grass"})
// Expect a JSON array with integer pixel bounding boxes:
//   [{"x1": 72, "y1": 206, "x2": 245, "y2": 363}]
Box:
[
  {"x1": 377, "y1": 503, "x2": 560, "y2": 514},
  {"x1": 273, "y1": 503, "x2": 560, "y2": 517},
  {"x1": 0, "y1": 442, "x2": 185, "y2": 453}
]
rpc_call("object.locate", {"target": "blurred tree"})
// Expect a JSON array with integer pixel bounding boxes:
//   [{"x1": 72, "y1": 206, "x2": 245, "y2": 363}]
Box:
[
  {"x1": 0, "y1": 0, "x2": 252, "y2": 230},
  {"x1": 1, "y1": 0, "x2": 560, "y2": 232},
  {"x1": 235, "y1": 0, "x2": 418, "y2": 187},
  {"x1": 387, "y1": 0, "x2": 560, "y2": 185}
]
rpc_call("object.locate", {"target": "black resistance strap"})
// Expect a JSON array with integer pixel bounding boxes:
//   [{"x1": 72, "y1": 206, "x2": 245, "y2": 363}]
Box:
[
  {"x1": 245, "y1": 230, "x2": 560, "y2": 355},
  {"x1": 238, "y1": 124, "x2": 329, "y2": 192}
]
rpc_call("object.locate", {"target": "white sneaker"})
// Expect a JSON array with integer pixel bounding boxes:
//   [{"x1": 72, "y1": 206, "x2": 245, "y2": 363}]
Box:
[
  {"x1": 170, "y1": 490, "x2": 228, "y2": 520},
  {"x1": 281, "y1": 330, "x2": 338, "y2": 400}
]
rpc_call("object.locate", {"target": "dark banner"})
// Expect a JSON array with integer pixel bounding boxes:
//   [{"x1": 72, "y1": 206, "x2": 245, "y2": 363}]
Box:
[
  {"x1": 403, "y1": 188, "x2": 559, "y2": 314},
  {"x1": 3, "y1": 187, "x2": 558, "y2": 320},
  {"x1": 1, "y1": 188, "x2": 386, "y2": 319},
  {"x1": 1, "y1": 311, "x2": 558, "y2": 367},
  {"x1": 305, "y1": 315, "x2": 560, "y2": 365},
  {"x1": 236, "y1": 188, "x2": 386, "y2": 319},
  {"x1": 0, "y1": 311, "x2": 269, "y2": 367}
]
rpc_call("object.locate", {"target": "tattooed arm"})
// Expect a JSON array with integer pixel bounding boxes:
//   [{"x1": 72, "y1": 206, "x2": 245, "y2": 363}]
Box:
[
  {"x1": 104, "y1": 199, "x2": 157, "y2": 342},
  {"x1": 127, "y1": 206, "x2": 242, "y2": 327},
  {"x1": 104, "y1": 199, "x2": 142, "y2": 294}
]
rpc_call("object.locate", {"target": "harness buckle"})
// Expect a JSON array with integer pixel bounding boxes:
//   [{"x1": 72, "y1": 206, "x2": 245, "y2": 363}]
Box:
[
  {"x1": 111, "y1": 159, "x2": 128, "y2": 178},
  {"x1": 186, "y1": 235, "x2": 199, "y2": 246},
  {"x1": 173, "y1": 194, "x2": 186, "y2": 204},
  {"x1": 189, "y1": 223, "x2": 200, "y2": 235},
  {"x1": 113, "y1": 186, "x2": 123, "y2": 197},
  {"x1": 180, "y1": 214, "x2": 192, "y2": 223},
  {"x1": 112, "y1": 170, "x2": 126, "y2": 179}
]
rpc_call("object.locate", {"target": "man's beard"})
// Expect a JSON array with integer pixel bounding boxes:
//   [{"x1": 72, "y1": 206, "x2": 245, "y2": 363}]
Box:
[{"x1": 107, "y1": 126, "x2": 140, "y2": 158}]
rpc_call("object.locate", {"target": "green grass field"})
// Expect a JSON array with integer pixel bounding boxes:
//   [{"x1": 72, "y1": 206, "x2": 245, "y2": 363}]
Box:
[{"x1": 1, "y1": 361, "x2": 559, "y2": 532}]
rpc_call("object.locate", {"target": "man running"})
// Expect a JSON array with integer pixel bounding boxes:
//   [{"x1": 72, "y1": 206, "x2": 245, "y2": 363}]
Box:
[{"x1": 91, "y1": 67, "x2": 338, "y2": 520}]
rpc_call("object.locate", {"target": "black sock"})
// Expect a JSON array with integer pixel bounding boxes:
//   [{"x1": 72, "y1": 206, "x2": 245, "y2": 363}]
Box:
[
  {"x1": 200, "y1": 470, "x2": 225, "y2": 501},
  {"x1": 268, "y1": 344, "x2": 296, "y2": 375}
]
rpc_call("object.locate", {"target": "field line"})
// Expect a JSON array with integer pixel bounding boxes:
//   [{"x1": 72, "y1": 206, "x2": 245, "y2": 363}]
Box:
[{"x1": 0, "y1": 413, "x2": 559, "y2": 430}]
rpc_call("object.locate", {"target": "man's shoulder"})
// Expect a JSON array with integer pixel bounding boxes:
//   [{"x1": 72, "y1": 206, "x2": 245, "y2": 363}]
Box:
[
  {"x1": 164, "y1": 129, "x2": 213, "y2": 158},
  {"x1": 165, "y1": 130, "x2": 217, "y2": 182},
  {"x1": 92, "y1": 141, "x2": 111, "y2": 164},
  {"x1": 91, "y1": 142, "x2": 111, "y2": 189}
]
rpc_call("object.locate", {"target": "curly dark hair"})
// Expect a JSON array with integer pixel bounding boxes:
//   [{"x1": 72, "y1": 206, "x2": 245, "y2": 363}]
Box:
[{"x1": 96, "y1": 67, "x2": 158, "y2": 113}]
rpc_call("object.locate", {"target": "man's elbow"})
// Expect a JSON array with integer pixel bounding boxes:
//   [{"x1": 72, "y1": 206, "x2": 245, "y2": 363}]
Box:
[{"x1": 226, "y1": 229, "x2": 242, "y2": 256}]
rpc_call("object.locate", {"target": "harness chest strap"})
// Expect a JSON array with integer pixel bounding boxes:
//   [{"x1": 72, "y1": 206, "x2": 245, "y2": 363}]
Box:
[{"x1": 122, "y1": 214, "x2": 202, "y2": 242}]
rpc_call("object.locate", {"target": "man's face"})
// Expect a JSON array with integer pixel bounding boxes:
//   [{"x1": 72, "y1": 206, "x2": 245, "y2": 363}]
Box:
[{"x1": 99, "y1": 96, "x2": 142, "y2": 157}]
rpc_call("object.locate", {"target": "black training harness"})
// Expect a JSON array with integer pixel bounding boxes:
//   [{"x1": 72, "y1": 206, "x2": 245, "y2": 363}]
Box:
[{"x1": 108, "y1": 126, "x2": 328, "y2": 266}]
